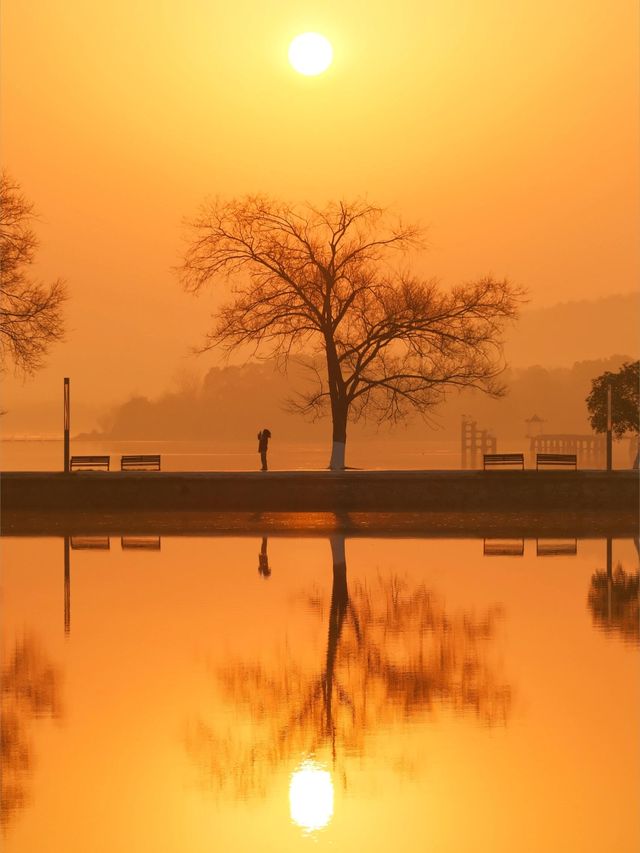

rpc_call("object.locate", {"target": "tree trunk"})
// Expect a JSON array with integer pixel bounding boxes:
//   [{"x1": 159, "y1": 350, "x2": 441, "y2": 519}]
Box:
[
  {"x1": 324, "y1": 331, "x2": 348, "y2": 469},
  {"x1": 329, "y1": 402, "x2": 347, "y2": 470},
  {"x1": 324, "y1": 535, "x2": 348, "y2": 731}
]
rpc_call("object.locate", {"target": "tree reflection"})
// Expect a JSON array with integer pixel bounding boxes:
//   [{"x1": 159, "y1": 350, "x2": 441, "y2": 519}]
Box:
[
  {"x1": 587, "y1": 564, "x2": 639, "y2": 643},
  {"x1": 187, "y1": 536, "x2": 512, "y2": 798},
  {"x1": 1, "y1": 636, "x2": 61, "y2": 831}
]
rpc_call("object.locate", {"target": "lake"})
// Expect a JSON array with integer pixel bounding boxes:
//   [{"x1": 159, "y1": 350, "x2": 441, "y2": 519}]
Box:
[
  {"x1": 1, "y1": 437, "x2": 631, "y2": 473},
  {"x1": 0, "y1": 438, "x2": 465, "y2": 472},
  {"x1": 1, "y1": 531, "x2": 638, "y2": 851}
]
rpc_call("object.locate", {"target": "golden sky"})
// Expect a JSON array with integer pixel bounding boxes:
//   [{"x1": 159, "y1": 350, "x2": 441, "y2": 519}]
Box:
[{"x1": 1, "y1": 0, "x2": 638, "y2": 408}]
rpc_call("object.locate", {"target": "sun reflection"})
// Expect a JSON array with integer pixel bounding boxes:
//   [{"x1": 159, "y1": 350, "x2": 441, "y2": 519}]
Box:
[{"x1": 289, "y1": 759, "x2": 334, "y2": 832}]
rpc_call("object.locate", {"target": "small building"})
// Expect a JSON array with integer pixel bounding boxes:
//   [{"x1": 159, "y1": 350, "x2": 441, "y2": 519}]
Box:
[{"x1": 525, "y1": 414, "x2": 545, "y2": 438}]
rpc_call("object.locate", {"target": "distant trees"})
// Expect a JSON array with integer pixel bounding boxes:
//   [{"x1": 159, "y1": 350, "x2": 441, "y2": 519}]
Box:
[
  {"x1": 0, "y1": 171, "x2": 67, "y2": 375},
  {"x1": 586, "y1": 361, "x2": 639, "y2": 439},
  {"x1": 179, "y1": 197, "x2": 523, "y2": 468},
  {"x1": 93, "y1": 355, "x2": 631, "y2": 443}
]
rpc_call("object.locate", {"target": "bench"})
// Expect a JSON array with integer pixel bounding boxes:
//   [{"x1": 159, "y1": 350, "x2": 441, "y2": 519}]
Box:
[
  {"x1": 120, "y1": 454, "x2": 161, "y2": 471},
  {"x1": 483, "y1": 453, "x2": 524, "y2": 470},
  {"x1": 70, "y1": 455, "x2": 110, "y2": 471},
  {"x1": 536, "y1": 453, "x2": 577, "y2": 470}
]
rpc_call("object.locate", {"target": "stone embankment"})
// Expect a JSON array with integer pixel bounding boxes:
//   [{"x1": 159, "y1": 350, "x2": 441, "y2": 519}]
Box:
[{"x1": 1, "y1": 469, "x2": 636, "y2": 516}]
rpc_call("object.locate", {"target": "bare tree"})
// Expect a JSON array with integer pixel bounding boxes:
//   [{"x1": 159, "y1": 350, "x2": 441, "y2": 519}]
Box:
[
  {"x1": 179, "y1": 197, "x2": 524, "y2": 468},
  {"x1": 0, "y1": 172, "x2": 68, "y2": 375}
]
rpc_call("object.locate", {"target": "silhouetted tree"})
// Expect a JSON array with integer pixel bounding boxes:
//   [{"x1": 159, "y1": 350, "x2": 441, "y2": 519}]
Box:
[
  {"x1": 179, "y1": 197, "x2": 523, "y2": 468},
  {"x1": 586, "y1": 361, "x2": 639, "y2": 441},
  {"x1": 186, "y1": 535, "x2": 511, "y2": 798},
  {"x1": 1, "y1": 636, "x2": 61, "y2": 831},
  {"x1": 0, "y1": 172, "x2": 67, "y2": 375}
]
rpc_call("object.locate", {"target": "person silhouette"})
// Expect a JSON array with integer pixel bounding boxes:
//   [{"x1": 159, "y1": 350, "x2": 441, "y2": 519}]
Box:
[
  {"x1": 257, "y1": 537, "x2": 271, "y2": 578},
  {"x1": 257, "y1": 428, "x2": 271, "y2": 471}
]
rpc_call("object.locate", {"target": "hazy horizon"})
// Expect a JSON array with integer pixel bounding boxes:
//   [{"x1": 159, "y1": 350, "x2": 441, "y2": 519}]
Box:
[{"x1": 1, "y1": 293, "x2": 637, "y2": 438}]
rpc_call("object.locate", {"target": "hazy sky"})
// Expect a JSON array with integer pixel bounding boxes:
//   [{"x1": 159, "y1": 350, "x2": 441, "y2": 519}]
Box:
[{"x1": 1, "y1": 0, "x2": 638, "y2": 413}]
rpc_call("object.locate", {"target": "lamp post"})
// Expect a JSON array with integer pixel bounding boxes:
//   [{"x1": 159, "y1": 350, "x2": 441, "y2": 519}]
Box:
[
  {"x1": 606, "y1": 383, "x2": 612, "y2": 471},
  {"x1": 63, "y1": 377, "x2": 70, "y2": 472}
]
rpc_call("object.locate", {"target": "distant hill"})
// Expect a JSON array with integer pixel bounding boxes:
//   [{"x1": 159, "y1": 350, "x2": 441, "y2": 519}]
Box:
[
  {"x1": 505, "y1": 293, "x2": 639, "y2": 366},
  {"x1": 91, "y1": 354, "x2": 635, "y2": 442},
  {"x1": 6, "y1": 293, "x2": 637, "y2": 440}
]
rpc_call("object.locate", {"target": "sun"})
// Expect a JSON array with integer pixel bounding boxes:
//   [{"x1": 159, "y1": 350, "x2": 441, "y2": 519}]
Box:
[
  {"x1": 289, "y1": 760, "x2": 334, "y2": 832},
  {"x1": 288, "y1": 32, "x2": 333, "y2": 76}
]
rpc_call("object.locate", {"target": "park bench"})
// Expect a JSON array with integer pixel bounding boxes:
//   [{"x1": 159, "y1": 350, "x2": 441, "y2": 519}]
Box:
[
  {"x1": 120, "y1": 454, "x2": 161, "y2": 471},
  {"x1": 536, "y1": 453, "x2": 577, "y2": 470},
  {"x1": 70, "y1": 455, "x2": 110, "y2": 471},
  {"x1": 483, "y1": 453, "x2": 524, "y2": 470}
]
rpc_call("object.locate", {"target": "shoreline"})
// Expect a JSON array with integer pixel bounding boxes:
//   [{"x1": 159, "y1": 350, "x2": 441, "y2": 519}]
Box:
[{"x1": 1, "y1": 470, "x2": 637, "y2": 519}]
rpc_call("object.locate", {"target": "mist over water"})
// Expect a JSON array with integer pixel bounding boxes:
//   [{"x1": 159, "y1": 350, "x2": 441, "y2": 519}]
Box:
[
  {"x1": 3, "y1": 347, "x2": 637, "y2": 462},
  {"x1": 1, "y1": 437, "x2": 635, "y2": 472},
  {"x1": 0, "y1": 439, "x2": 461, "y2": 472}
]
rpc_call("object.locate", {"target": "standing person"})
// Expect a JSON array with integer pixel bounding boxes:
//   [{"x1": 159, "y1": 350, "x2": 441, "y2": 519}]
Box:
[{"x1": 257, "y1": 428, "x2": 271, "y2": 471}]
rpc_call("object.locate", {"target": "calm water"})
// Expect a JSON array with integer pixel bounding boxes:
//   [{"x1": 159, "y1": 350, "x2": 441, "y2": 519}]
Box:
[
  {"x1": 0, "y1": 438, "x2": 461, "y2": 471},
  {"x1": 1, "y1": 533, "x2": 639, "y2": 851},
  {"x1": 1, "y1": 438, "x2": 628, "y2": 471}
]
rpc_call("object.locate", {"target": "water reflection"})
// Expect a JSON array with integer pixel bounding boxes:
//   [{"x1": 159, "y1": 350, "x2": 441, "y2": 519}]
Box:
[
  {"x1": 69, "y1": 536, "x2": 110, "y2": 550},
  {"x1": 187, "y1": 534, "x2": 512, "y2": 809},
  {"x1": 483, "y1": 538, "x2": 525, "y2": 556},
  {"x1": 120, "y1": 535, "x2": 161, "y2": 550},
  {"x1": 536, "y1": 538, "x2": 577, "y2": 556},
  {"x1": 257, "y1": 537, "x2": 271, "y2": 578},
  {"x1": 2, "y1": 531, "x2": 638, "y2": 851},
  {"x1": 587, "y1": 537, "x2": 639, "y2": 644},
  {"x1": 289, "y1": 759, "x2": 334, "y2": 832},
  {"x1": 0, "y1": 636, "x2": 62, "y2": 832},
  {"x1": 63, "y1": 534, "x2": 163, "y2": 635},
  {"x1": 587, "y1": 565, "x2": 639, "y2": 643}
]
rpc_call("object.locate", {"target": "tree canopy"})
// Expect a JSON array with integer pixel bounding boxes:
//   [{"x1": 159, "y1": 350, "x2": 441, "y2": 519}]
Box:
[
  {"x1": 179, "y1": 197, "x2": 524, "y2": 468},
  {"x1": 585, "y1": 360, "x2": 639, "y2": 439},
  {"x1": 0, "y1": 172, "x2": 67, "y2": 375}
]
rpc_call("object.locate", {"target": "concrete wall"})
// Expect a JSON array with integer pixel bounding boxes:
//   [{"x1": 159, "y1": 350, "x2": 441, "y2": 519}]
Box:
[{"x1": 1, "y1": 470, "x2": 637, "y2": 514}]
